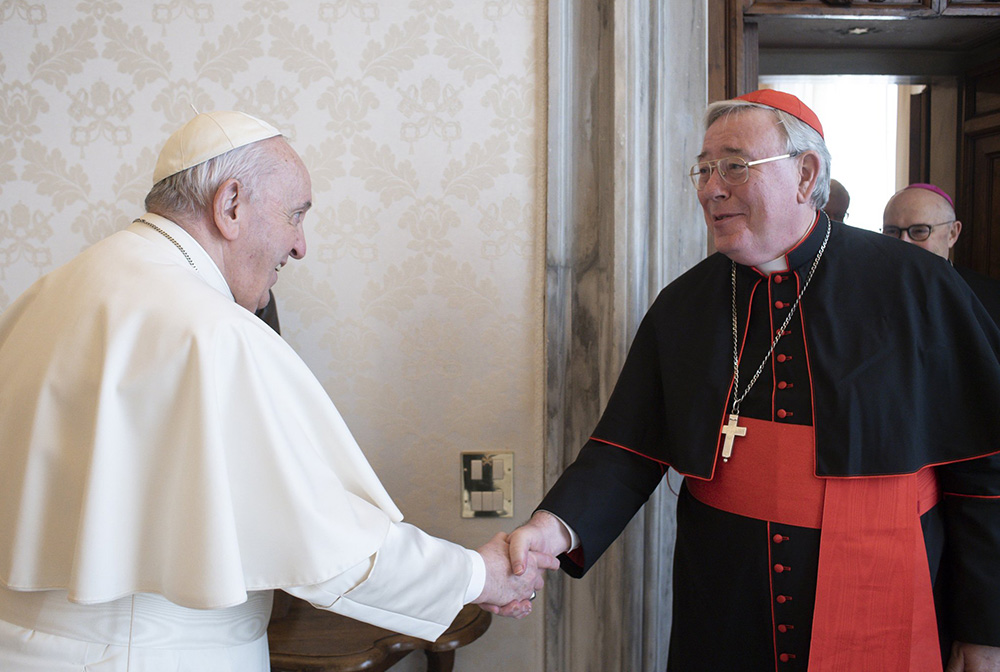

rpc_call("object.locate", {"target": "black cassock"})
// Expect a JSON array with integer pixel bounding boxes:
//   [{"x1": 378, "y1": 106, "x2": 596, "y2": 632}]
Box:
[
  {"x1": 540, "y1": 214, "x2": 1000, "y2": 671},
  {"x1": 255, "y1": 289, "x2": 281, "y2": 334}
]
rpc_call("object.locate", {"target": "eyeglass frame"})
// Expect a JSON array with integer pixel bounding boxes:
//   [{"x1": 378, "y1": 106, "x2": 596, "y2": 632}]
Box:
[
  {"x1": 881, "y1": 221, "x2": 955, "y2": 242},
  {"x1": 688, "y1": 152, "x2": 800, "y2": 191}
]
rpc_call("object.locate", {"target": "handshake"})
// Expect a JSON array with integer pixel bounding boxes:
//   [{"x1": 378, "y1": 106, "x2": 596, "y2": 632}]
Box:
[{"x1": 470, "y1": 511, "x2": 573, "y2": 618}]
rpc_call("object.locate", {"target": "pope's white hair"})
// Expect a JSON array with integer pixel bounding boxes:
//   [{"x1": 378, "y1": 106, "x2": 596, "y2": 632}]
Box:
[
  {"x1": 144, "y1": 138, "x2": 282, "y2": 218},
  {"x1": 704, "y1": 99, "x2": 832, "y2": 210}
]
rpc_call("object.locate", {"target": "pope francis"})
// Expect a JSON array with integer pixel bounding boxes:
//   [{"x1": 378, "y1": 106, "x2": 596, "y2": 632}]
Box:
[{"x1": 0, "y1": 111, "x2": 553, "y2": 671}]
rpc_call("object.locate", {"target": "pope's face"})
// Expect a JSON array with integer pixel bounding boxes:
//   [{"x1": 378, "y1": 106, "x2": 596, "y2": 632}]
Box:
[
  {"x1": 697, "y1": 108, "x2": 811, "y2": 266},
  {"x1": 229, "y1": 140, "x2": 312, "y2": 312}
]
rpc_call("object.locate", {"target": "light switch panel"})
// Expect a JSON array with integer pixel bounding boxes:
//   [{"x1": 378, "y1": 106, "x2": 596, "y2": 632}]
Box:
[{"x1": 461, "y1": 452, "x2": 513, "y2": 518}]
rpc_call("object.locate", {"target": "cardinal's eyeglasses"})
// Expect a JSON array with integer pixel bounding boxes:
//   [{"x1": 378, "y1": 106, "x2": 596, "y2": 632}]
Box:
[{"x1": 689, "y1": 152, "x2": 799, "y2": 191}]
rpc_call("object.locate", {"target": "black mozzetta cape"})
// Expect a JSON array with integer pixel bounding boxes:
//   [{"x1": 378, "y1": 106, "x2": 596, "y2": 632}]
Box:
[{"x1": 592, "y1": 215, "x2": 1000, "y2": 478}]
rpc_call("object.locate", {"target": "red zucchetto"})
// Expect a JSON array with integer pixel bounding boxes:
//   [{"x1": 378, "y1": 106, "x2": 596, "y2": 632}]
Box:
[{"x1": 735, "y1": 89, "x2": 824, "y2": 139}]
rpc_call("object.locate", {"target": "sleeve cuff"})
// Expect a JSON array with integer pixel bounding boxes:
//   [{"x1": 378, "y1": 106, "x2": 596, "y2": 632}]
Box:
[{"x1": 463, "y1": 547, "x2": 486, "y2": 603}]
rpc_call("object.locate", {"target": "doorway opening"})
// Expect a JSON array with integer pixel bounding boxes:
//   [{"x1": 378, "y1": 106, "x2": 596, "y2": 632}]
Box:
[{"x1": 758, "y1": 75, "x2": 903, "y2": 233}]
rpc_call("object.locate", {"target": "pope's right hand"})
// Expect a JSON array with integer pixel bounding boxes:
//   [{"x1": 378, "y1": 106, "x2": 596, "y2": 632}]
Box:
[
  {"x1": 473, "y1": 531, "x2": 559, "y2": 618},
  {"x1": 479, "y1": 512, "x2": 573, "y2": 617}
]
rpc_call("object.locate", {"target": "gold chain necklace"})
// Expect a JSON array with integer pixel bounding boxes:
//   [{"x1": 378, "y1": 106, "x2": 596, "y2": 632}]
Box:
[
  {"x1": 135, "y1": 218, "x2": 198, "y2": 272},
  {"x1": 720, "y1": 220, "x2": 831, "y2": 463}
]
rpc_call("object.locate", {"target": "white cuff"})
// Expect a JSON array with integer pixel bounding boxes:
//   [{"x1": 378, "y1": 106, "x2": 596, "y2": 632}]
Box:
[
  {"x1": 283, "y1": 522, "x2": 473, "y2": 641},
  {"x1": 463, "y1": 548, "x2": 486, "y2": 603}
]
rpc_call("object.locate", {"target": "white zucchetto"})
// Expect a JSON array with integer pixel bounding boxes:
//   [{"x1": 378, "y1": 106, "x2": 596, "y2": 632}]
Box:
[{"x1": 152, "y1": 111, "x2": 282, "y2": 184}]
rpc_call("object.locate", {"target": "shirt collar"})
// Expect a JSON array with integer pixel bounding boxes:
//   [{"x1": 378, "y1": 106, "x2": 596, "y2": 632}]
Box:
[
  {"x1": 751, "y1": 211, "x2": 827, "y2": 276},
  {"x1": 128, "y1": 213, "x2": 235, "y2": 301}
]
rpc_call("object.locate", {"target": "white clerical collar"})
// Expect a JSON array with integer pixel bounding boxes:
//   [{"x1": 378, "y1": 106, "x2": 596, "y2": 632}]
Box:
[
  {"x1": 754, "y1": 256, "x2": 789, "y2": 274},
  {"x1": 128, "y1": 213, "x2": 235, "y2": 301},
  {"x1": 753, "y1": 214, "x2": 822, "y2": 275}
]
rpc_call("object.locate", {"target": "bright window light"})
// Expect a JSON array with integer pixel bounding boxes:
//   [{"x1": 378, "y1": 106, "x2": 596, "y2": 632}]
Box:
[{"x1": 758, "y1": 75, "x2": 899, "y2": 233}]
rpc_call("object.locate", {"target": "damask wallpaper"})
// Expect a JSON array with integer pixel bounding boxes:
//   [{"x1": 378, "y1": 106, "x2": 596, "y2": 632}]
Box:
[{"x1": 0, "y1": 0, "x2": 546, "y2": 666}]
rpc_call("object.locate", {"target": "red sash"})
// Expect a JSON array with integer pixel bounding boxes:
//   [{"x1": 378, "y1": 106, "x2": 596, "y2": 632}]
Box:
[{"x1": 686, "y1": 417, "x2": 941, "y2": 672}]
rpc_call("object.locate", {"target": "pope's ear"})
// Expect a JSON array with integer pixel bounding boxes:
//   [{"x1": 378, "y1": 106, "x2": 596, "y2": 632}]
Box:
[
  {"x1": 796, "y1": 151, "x2": 821, "y2": 205},
  {"x1": 212, "y1": 178, "x2": 243, "y2": 242}
]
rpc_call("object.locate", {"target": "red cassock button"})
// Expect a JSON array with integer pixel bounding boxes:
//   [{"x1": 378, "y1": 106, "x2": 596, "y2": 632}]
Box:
[
  {"x1": 778, "y1": 624, "x2": 790, "y2": 633},
  {"x1": 775, "y1": 300, "x2": 786, "y2": 309},
  {"x1": 772, "y1": 534, "x2": 788, "y2": 544},
  {"x1": 777, "y1": 409, "x2": 789, "y2": 419},
  {"x1": 780, "y1": 653, "x2": 796, "y2": 662},
  {"x1": 777, "y1": 354, "x2": 787, "y2": 362},
  {"x1": 774, "y1": 564, "x2": 788, "y2": 573},
  {"x1": 777, "y1": 381, "x2": 788, "y2": 389},
  {"x1": 774, "y1": 275, "x2": 784, "y2": 284},
  {"x1": 776, "y1": 595, "x2": 791, "y2": 604}
]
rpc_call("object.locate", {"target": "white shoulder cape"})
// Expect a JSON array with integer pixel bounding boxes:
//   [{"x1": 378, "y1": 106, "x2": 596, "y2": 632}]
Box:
[{"x1": 0, "y1": 216, "x2": 404, "y2": 609}]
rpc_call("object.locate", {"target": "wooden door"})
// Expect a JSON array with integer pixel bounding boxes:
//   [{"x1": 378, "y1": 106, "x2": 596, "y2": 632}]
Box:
[
  {"x1": 956, "y1": 60, "x2": 1000, "y2": 278},
  {"x1": 909, "y1": 87, "x2": 932, "y2": 185}
]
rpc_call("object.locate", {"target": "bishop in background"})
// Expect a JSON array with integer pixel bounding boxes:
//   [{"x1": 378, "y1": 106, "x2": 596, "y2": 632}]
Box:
[
  {"x1": 0, "y1": 111, "x2": 555, "y2": 670},
  {"x1": 500, "y1": 91, "x2": 1000, "y2": 671}
]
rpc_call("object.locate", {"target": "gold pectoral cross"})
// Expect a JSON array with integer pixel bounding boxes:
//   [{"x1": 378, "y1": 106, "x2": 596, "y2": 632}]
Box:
[{"x1": 720, "y1": 413, "x2": 747, "y2": 462}]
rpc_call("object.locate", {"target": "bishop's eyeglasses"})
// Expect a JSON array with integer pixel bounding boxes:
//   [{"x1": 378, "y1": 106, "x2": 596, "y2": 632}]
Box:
[
  {"x1": 689, "y1": 152, "x2": 799, "y2": 191},
  {"x1": 882, "y1": 221, "x2": 954, "y2": 242}
]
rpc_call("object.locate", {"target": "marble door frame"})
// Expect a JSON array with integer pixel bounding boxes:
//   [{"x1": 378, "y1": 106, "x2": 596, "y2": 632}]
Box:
[{"x1": 544, "y1": 1, "x2": 708, "y2": 670}]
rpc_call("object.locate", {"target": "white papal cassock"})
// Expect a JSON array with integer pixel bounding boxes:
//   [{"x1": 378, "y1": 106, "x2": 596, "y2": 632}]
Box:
[{"x1": 0, "y1": 215, "x2": 484, "y2": 671}]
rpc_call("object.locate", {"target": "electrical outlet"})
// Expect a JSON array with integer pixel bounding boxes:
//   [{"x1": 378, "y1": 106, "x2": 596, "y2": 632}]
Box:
[{"x1": 461, "y1": 452, "x2": 513, "y2": 518}]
